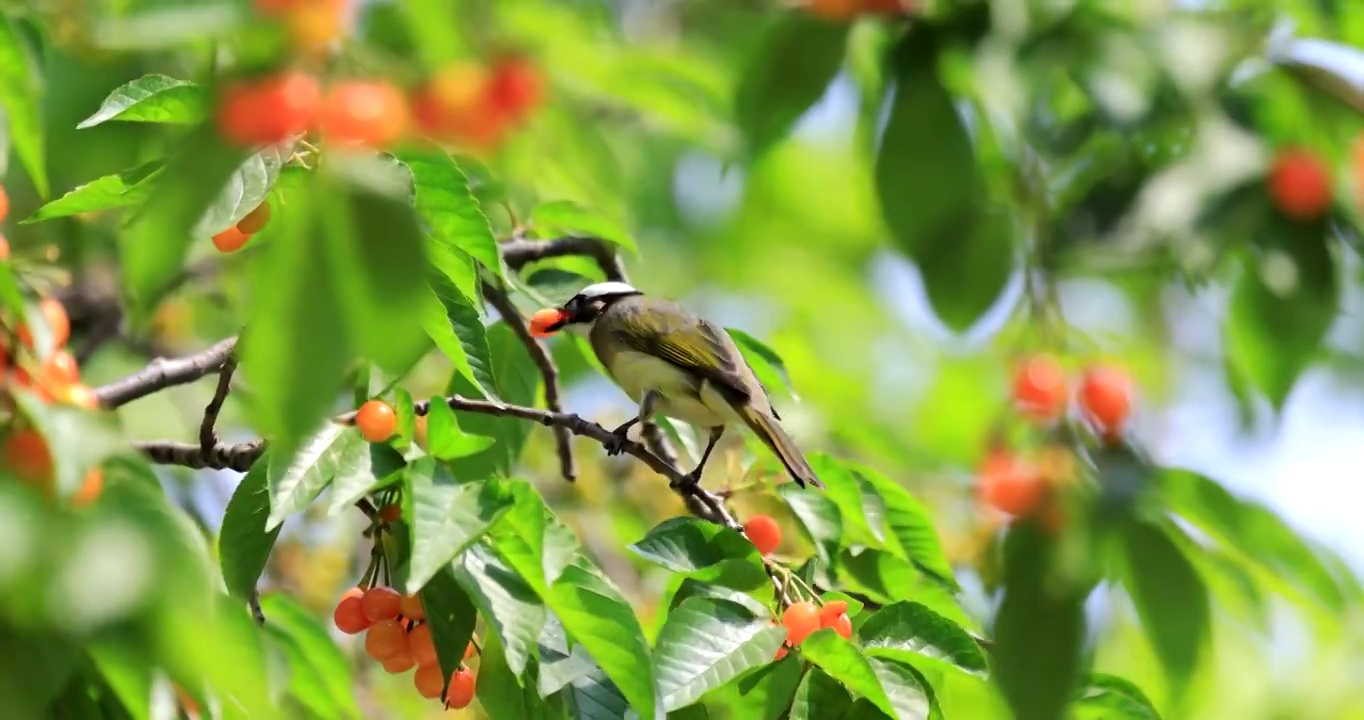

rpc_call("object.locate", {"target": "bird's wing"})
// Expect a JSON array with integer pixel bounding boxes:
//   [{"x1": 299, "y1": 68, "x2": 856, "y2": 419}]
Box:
[{"x1": 612, "y1": 303, "x2": 754, "y2": 402}]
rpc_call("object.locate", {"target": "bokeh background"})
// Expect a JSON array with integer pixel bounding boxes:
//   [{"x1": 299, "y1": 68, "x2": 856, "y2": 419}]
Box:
[{"x1": 4, "y1": 0, "x2": 1364, "y2": 718}]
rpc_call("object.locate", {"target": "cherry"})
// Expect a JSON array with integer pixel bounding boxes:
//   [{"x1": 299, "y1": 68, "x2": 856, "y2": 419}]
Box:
[
  {"x1": 488, "y1": 56, "x2": 544, "y2": 120},
  {"x1": 320, "y1": 80, "x2": 409, "y2": 149},
  {"x1": 365, "y1": 618, "x2": 406, "y2": 660},
  {"x1": 236, "y1": 202, "x2": 272, "y2": 234},
  {"x1": 399, "y1": 593, "x2": 425, "y2": 621},
  {"x1": 382, "y1": 652, "x2": 415, "y2": 674},
  {"x1": 1268, "y1": 148, "x2": 1332, "y2": 221},
  {"x1": 360, "y1": 586, "x2": 403, "y2": 622},
  {"x1": 0, "y1": 185, "x2": 8, "y2": 222},
  {"x1": 61, "y1": 384, "x2": 100, "y2": 410},
  {"x1": 355, "y1": 400, "x2": 397, "y2": 443},
  {"x1": 1078, "y1": 365, "x2": 1134, "y2": 437},
  {"x1": 18, "y1": 297, "x2": 71, "y2": 350},
  {"x1": 806, "y1": 0, "x2": 860, "y2": 19},
  {"x1": 216, "y1": 72, "x2": 320, "y2": 147},
  {"x1": 978, "y1": 450, "x2": 1045, "y2": 517},
  {"x1": 2, "y1": 429, "x2": 52, "y2": 488},
  {"x1": 829, "y1": 613, "x2": 853, "y2": 639},
  {"x1": 743, "y1": 514, "x2": 782, "y2": 556},
  {"x1": 818, "y1": 600, "x2": 848, "y2": 627},
  {"x1": 1012, "y1": 354, "x2": 1068, "y2": 422},
  {"x1": 407, "y1": 622, "x2": 438, "y2": 667},
  {"x1": 379, "y1": 504, "x2": 402, "y2": 523},
  {"x1": 463, "y1": 641, "x2": 476, "y2": 660},
  {"x1": 527, "y1": 308, "x2": 568, "y2": 338},
  {"x1": 414, "y1": 662, "x2": 445, "y2": 699},
  {"x1": 411, "y1": 63, "x2": 508, "y2": 150},
  {"x1": 212, "y1": 226, "x2": 252, "y2": 253},
  {"x1": 444, "y1": 666, "x2": 476, "y2": 710},
  {"x1": 71, "y1": 468, "x2": 103, "y2": 507},
  {"x1": 284, "y1": 0, "x2": 344, "y2": 54},
  {"x1": 0, "y1": 234, "x2": 9, "y2": 261},
  {"x1": 782, "y1": 602, "x2": 820, "y2": 646},
  {"x1": 774, "y1": 645, "x2": 788, "y2": 660},
  {"x1": 334, "y1": 587, "x2": 370, "y2": 634}
]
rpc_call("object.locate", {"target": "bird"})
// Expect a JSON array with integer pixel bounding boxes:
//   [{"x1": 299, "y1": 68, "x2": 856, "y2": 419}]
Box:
[{"x1": 528, "y1": 281, "x2": 822, "y2": 489}]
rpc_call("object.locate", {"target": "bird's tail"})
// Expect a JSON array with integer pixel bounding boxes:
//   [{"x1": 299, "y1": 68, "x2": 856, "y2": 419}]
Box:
[{"x1": 739, "y1": 406, "x2": 822, "y2": 489}]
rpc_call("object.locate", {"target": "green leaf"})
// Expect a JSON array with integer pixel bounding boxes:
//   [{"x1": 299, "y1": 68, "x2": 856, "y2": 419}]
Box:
[
  {"x1": 0, "y1": 14, "x2": 46, "y2": 195},
  {"x1": 702, "y1": 654, "x2": 803, "y2": 720},
  {"x1": 397, "y1": 149, "x2": 502, "y2": 276},
  {"x1": 265, "y1": 424, "x2": 384, "y2": 530},
  {"x1": 453, "y1": 542, "x2": 547, "y2": 675},
  {"x1": 1120, "y1": 518, "x2": 1209, "y2": 700},
  {"x1": 218, "y1": 459, "x2": 280, "y2": 600},
  {"x1": 531, "y1": 200, "x2": 637, "y2": 253},
  {"x1": 538, "y1": 614, "x2": 600, "y2": 697},
  {"x1": 21, "y1": 160, "x2": 163, "y2": 223},
  {"x1": 477, "y1": 627, "x2": 560, "y2": 720},
  {"x1": 259, "y1": 594, "x2": 361, "y2": 719},
  {"x1": 789, "y1": 667, "x2": 867, "y2": 720},
  {"x1": 546, "y1": 562, "x2": 656, "y2": 720},
  {"x1": 800, "y1": 630, "x2": 937, "y2": 720},
  {"x1": 777, "y1": 481, "x2": 842, "y2": 564},
  {"x1": 670, "y1": 578, "x2": 771, "y2": 618},
  {"x1": 121, "y1": 123, "x2": 250, "y2": 314},
  {"x1": 807, "y1": 454, "x2": 883, "y2": 548},
  {"x1": 195, "y1": 143, "x2": 287, "y2": 237},
  {"x1": 404, "y1": 460, "x2": 515, "y2": 593},
  {"x1": 11, "y1": 389, "x2": 123, "y2": 497},
  {"x1": 992, "y1": 522, "x2": 1088, "y2": 720},
  {"x1": 629, "y1": 516, "x2": 764, "y2": 575},
  {"x1": 320, "y1": 157, "x2": 432, "y2": 373},
  {"x1": 918, "y1": 207, "x2": 1016, "y2": 332},
  {"x1": 424, "y1": 398, "x2": 498, "y2": 460},
  {"x1": 1160, "y1": 469, "x2": 1348, "y2": 611},
  {"x1": 851, "y1": 464, "x2": 958, "y2": 591},
  {"x1": 1073, "y1": 674, "x2": 1163, "y2": 720},
  {"x1": 726, "y1": 329, "x2": 798, "y2": 400},
  {"x1": 87, "y1": 640, "x2": 152, "y2": 720},
  {"x1": 76, "y1": 74, "x2": 206, "y2": 128},
  {"x1": 735, "y1": 12, "x2": 848, "y2": 156},
  {"x1": 857, "y1": 601, "x2": 987, "y2": 674},
  {"x1": 1225, "y1": 224, "x2": 1338, "y2": 408},
  {"x1": 565, "y1": 669, "x2": 630, "y2": 720},
  {"x1": 651, "y1": 596, "x2": 786, "y2": 711},
  {"x1": 240, "y1": 172, "x2": 349, "y2": 457},
  {"x1": 420, "y1": 567, "x2": 478, "y2": 692},
  {"x1": 447, "y1": 323, "x2": 542, "y2": 480},
  {"x1": 423, "y1": 267, "x2": 496, "y2": 399},
  {"x1": 324, "y1": 442, "x2": 405, "y2": 516}
]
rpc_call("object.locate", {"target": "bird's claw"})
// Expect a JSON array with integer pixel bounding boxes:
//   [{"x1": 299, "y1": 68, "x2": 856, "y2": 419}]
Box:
[
  {"x1": 604, "y1": 430, "x2": 629, "y2": 457},
  {"x1": 670, "y1": 470, "x2": 701, "y2": 490}
]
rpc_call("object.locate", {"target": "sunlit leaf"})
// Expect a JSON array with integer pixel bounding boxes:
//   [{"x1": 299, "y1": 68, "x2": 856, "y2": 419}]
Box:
[
  {"x1": 397, "y1": 149, "x2": 503, "y2": 277},
  {"x1": 850, "y1": 464, "x2": 958, "y2": 591},
  {"x1": 651, "y1": 596, "x2": 786, "y2": 711},
  {"x1": 421, "y1": 567, "x2": 479, "y2": 694},
  {"x1": 453, "y1": 542, "x2": 547, "y2": 675},
  {"x1": 857, "y1": 601, "x2": 987, "y2": 675},
  {"x1": 1073, "y1": 674, "x2": 1163, "y2": 720},
  {"x1": 218, "y1": 459, "x2": 279, "y2": 600},
  {"x1": 76, "y1": 74, "x2": 206, "y2": 128},
  {"x1": 423, "y1": 269, "x2": 496, "y2": 399},
  {"x1": 424, "y1": 399, "x2": 498, "y2": 460},
  {"x1": 21, "y1": 160, "x2": 163, "y2": 223},
  {"x1": 0, "y1": 14, "x2": 46, "y2": 195},
  {"x1": 702, "y1": 654, "x2": 803, "y2": 720},
  {"x1": 264, "y1": 424, "x2": 391, "y2": 529},
  {"x1": 538, "y1": 614, "x2": 599, "y2": 698},
  {"x1": 403, "y1": 460, "x2": 515, "y2": 593},
  {"x1": 800, "y1": 630, "x2": 937, "y2": 720},
  {"x1": 727, "y1": 328, "x2": 799, "y2": 401},
  {"x1": 777, "y1": 482, "x2": 842, "y2": 564},
  {"x1": 447, "y1": 323, "x2": 541, "y2": 480},
  {"x1": 477, "y1": 628, "x2": 561, "y2": 720}
]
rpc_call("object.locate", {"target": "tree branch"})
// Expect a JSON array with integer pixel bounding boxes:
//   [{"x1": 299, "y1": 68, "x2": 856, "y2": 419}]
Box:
[
  {"x1": 500, "y1": 236, "x2": 627, "y2": 281},
  {"x1": 481, "y1": 280, "x2": 577, "y2": 483},
  {"x1": 199, "y1": 356, "x2": 237, "y2": 454},
  {"x1": 94, "y1": 336, "x2": 238, "y2": 409}
]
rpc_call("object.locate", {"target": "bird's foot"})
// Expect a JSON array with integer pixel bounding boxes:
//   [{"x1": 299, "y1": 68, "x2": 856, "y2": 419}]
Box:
[
  {"x1": 604, "y1": 429, "x2": 630, "y2": 457},
  {"x1": 670, "y1": 470, "x2": 702, "y2": 490}
]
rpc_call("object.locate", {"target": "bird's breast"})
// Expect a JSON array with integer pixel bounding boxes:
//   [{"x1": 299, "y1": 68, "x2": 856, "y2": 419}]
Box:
[{"x1": 606, "y1": 350, "x2": 730, "y2": 427}]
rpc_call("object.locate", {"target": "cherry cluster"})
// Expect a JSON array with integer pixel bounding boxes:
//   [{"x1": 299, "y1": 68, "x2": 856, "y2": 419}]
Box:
[
  {"x1": 773, "y1": 599, "x2": 855, "y2": 661},
  {"x1": 0, "y1": 264, "x2": 104, "y2": 507},
  {"x1": 210, "y1": 201, "x2": 272, "y2": 254},
  {"x1": 333, "y1": 584, "x2": 478, "y2": 710},
  {"x1": 977, "y1": 354, "x2": 1135, "y2": 524}
]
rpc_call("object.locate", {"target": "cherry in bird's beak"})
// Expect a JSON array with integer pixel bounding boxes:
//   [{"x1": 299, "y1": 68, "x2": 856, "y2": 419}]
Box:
[{"x1": 528, "y1": 308, "x2": 571, "y2": 337}]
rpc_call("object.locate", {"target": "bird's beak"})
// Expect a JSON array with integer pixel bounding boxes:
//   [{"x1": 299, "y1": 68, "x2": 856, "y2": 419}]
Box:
[{"x1": 528, "y1": 308, "x2": 572, "y2": 337}]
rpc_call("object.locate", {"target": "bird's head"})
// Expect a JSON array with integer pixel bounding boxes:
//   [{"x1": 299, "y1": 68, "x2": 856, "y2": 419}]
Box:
[{"x1": 529, "y1": 281, "x2": 642, "y2": 337}]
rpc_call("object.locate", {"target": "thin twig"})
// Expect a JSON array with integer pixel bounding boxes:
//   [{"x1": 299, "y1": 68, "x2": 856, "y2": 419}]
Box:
[
  {"x1": 199, "y1": 356, "x2": 238, "y2": 455},
  {"x1": 500, "y1": 236, "x2": 627, "y2": 281},
  {"x1": 481, "y1": 280, "x2": 576, "y2": 483},
  {"x1": 248, "y1": 590, "x2": 266, "y2": 626},
  {"x1": 94, "y1": 336, "x2": 238, "y2": 409}
]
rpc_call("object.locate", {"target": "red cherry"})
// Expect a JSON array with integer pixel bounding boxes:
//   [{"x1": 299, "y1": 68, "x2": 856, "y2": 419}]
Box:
[
  {"x1": 355, "y1": 400, "x2": 397, "y2": 443},
  {"x1": 333, "y1": 588, "x2": 370, "y2": 634},
  {"x1": 782, "y1": 602, "x2": 820, "y2": 646},
  {"x1": 744, "y1": 514, "x2": 782, "y2": 556},
  {"x1": 1078, "y1": 365, "x2": 1134, "y2": 437},
  {"x1": 978, "y1": 450, "x2": 1045, "y2": 517},
  {"x1": 1011, "y1": 354, "x2": 1069, "y2": 422},
  {"x1": 1268, "y1": 148, "x2": 1332, "y2": 221}
]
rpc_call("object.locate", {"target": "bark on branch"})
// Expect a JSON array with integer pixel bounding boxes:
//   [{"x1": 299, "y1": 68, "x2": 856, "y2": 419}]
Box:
[{"x1": 94, "y1": 336, "x2": 238, "y2": 409}]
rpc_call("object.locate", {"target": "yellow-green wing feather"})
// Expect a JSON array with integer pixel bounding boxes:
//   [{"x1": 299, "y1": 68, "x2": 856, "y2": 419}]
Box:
[{"x1": 611, "y1": 300, "x2": 753, "y2": 401}]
